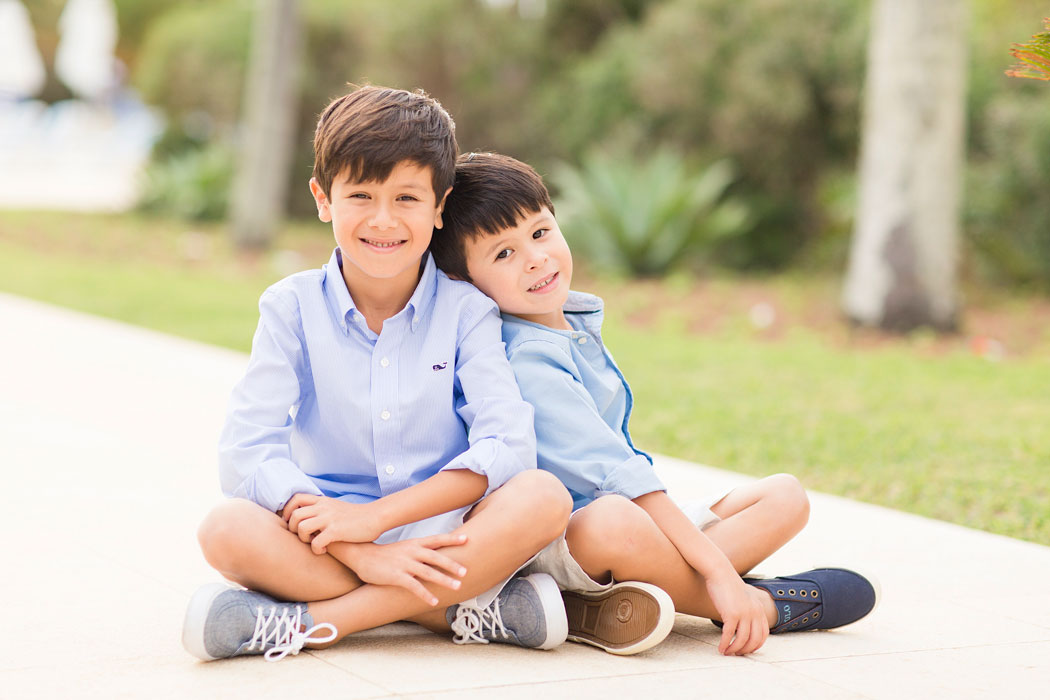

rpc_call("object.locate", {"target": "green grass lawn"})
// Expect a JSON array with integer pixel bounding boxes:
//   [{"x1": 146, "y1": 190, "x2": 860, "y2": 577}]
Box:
[{"x1": 2, "y1": 210, "x2": 1049, "y2": 544}]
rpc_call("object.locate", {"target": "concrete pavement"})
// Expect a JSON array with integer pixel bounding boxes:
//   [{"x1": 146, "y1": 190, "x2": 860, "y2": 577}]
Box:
[{"x1": 2, "y1": 291, "x2": 1047, "y2": 699}]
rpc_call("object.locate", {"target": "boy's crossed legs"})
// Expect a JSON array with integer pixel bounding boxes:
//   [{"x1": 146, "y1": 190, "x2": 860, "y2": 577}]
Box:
[
  {"x1": 559, "y1": 474, "x2": 878, "y2": 655},
  {"x1": 187, "y1": 470, "x2": 572, "y2": 657}
]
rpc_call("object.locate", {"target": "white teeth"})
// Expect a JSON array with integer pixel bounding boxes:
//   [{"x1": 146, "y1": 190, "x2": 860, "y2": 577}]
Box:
[
  {"x1": 364, "y1": 239, "x2": 403, "y2": 248},
  {"x1": 529, "y1": 274, "x2": 555, "y2": 291}
]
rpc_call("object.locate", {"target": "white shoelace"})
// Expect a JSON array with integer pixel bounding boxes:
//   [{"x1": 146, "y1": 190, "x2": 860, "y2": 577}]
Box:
[
  {"x1": 247, "y1": 605, "x2": 338, "y2": 661},
  {"x1": 450, "y1": 598, "x2": 509, "y2": 645}
]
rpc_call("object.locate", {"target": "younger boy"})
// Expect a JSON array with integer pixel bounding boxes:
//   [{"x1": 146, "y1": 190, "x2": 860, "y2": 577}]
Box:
[
  {"x1": 181, "y1": 88, "x2": 581, "y2": 662},
  {"x1": 431, "y1": 152, "x2": 880, "y2": 656}
]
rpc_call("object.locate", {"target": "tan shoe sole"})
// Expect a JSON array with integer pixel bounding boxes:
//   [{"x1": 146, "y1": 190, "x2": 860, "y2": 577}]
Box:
[{"x1": 562, "y1": 581, "x2": 675, "y2": 655}]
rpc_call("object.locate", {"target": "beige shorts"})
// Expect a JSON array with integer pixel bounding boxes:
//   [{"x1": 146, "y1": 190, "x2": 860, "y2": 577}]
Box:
[{"x1": 520, "y1": 493, "x2": 728, "y2": 593}]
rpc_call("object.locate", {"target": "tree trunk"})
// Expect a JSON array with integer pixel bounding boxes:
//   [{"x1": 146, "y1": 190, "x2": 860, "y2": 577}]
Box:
[
  {"x1": 842, "y1": 0, "x2": 969, "y2": 332},
  {"x1": 229, "y1": 0, "x2": 302, "y2": 250}
]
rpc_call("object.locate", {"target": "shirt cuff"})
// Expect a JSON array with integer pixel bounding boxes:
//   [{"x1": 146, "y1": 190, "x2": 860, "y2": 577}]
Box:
[
  {"x1": 597, "y1": 455, "x2": 666, "y2": 501},
  {"x1": 440, "y1": 438, "x2": 534, "y2": 495},
  {"x1": 227, "y1": 460, "x2": 324, "y2": 513}
]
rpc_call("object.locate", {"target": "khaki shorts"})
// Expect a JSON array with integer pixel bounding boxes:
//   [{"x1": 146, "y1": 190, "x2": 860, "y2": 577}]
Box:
[{"x1": 520, "y1": 493, "x2": 728, "y2": 593}]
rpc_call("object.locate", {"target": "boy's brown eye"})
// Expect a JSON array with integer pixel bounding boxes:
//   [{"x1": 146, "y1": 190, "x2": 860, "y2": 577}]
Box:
[
  {"x1": 533, "y1": 229, "x2": 547, "y2": 239},
  {"x1": 495, "y1": 249, "x2": 511, "y2": 260}
]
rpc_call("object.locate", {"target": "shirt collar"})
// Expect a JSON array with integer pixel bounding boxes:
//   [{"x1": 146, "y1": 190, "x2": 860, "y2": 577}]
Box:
[
  {"x1": 563, "y1": 291, "x2": 603, "y2": 315},
  {"x1": 322, "y1": 248, "x2": 437, "y2": 335},
  {"x1": 405, "y1": 252, "x2": 438, "y2": 332},
  {"x1": 323, "y1": 248, "x2": 355, "y2": 335},
  {"x1": 502, "y1": 290, "x2": 605, "y2": 337}
]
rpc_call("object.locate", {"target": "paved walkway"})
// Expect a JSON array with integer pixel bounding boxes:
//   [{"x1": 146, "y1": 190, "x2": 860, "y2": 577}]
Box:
[{"x1": 2, "y1": 291, "x2": 1047, "y2": 699}]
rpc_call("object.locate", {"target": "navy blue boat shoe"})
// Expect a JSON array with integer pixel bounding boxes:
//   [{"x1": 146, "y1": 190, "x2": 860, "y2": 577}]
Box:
[{"x1": 713, "y1": 567, "x2": 880, "y2": 634}]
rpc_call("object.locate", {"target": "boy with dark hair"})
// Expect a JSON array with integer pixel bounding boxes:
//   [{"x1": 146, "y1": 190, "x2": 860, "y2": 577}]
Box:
[
  {"x1": 430, "y1": 152, "x2": 880, "y2": 656},
  {"x1": 181, "y1": 87, "x2": 579, "y2": 662}
]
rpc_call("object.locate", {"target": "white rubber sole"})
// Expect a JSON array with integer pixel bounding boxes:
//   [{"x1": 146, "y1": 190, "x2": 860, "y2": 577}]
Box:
[
  {"x1": 182, "y1": 582, "x2": 234, "y2": 661},
  {"x1": 564, "y1": 581, "x2": 676, "y2": 656},
  {"x1": 520, "y1": 573, "x2": 569, "y2": 650}
]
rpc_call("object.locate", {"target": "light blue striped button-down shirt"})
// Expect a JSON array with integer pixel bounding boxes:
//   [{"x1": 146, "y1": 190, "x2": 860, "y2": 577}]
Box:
[
  {"x1": 218, "y1": 248, "x2": 536, "y2": 534},
  {"x1": 501, "y1": 291, "x2": 665, "y2": 512}
]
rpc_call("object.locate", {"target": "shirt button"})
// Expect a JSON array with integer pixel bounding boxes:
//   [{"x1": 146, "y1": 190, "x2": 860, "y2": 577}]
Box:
[
  {"x1": 380, "y1": 409, "x2": 391, "y2": 420},
  {"x1": 384, "y1": 464, "x2": 395, "y2": 475},
  {"x1": 380, "y1": 357, "x2": 390, "y2": 368},
  {"x1": 577, "y1": 336, "x2": 588, "y2": 344}
]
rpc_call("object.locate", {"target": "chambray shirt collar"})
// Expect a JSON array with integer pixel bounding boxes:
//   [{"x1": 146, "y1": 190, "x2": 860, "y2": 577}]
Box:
[
  {"x1": 503, "y1": 290, "x2": 605, "y2": 339},
  {"x1": 323, "y1": 248, "x2": 438, "y2": 335}
]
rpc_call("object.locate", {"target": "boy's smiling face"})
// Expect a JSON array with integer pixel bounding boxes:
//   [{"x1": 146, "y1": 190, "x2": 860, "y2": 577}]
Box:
[
  {"x1": 463, "y1": 207, "x2": 573, "y2": 329},
  {"x1": 310, "y1": 161, "x2": 449, "y2": 292}
]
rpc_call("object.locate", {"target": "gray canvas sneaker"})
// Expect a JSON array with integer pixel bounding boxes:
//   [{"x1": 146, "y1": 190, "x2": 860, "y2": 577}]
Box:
[
  {"x1": 182, "y1": 583, "x2": 338, "y2": 661},
  {"x1": 446, "y1": 573, "x2": 568, "y2": 650}
]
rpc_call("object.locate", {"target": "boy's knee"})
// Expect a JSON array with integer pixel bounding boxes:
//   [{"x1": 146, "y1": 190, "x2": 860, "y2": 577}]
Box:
[
  {"x1": 197, "y1": 499, "x2": 263, "y2": 569},
  {"x1": 765, "y1": 473, "x2": 810, "y2": 528},
  {"x1": 505, "y1": 470, "x2": 572, "y2": 535},
  {"x1": 568, "y1": 495, "x2": 653, "y2": 559}
]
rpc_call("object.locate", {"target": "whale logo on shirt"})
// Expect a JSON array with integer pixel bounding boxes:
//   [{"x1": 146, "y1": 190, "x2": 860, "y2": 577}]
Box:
[{"x1": 432, "y1": 362, "x2": 448, "y2": 371}]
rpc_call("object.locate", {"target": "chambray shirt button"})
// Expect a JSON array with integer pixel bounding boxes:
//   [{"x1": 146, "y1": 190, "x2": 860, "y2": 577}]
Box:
[
  {"x1": 577, "y1": 336, "x2": 588, "y2": 344},
  {"x1": 380, "y1": 357, "x2": 390, "y2": 368},
  {"x1": 384, "y1": 464, "x2": 395, "y2": 475},
  {"x1": 380, "y1": 409, "x2": 391, "y2": 420}
]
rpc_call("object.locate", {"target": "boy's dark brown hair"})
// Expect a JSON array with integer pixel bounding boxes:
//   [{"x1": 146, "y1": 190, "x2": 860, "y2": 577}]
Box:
[
  {"x1": 313, "y1": 85, "x2": 457, "y2": 200},
  {"x1": 431, "y1": 152, "x2": 555, "y2": 282}
]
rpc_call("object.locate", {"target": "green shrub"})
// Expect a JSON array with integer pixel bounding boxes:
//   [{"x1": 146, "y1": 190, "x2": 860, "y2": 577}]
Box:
[
  {"x1": 551, "y1": 147, "x2": 750, "y2": 276},
  {"x1": 539, "y1": 0, "x2": 869, "y2": 269},
  {"x1": 138, "y1": 142, "x2": 235, "y2": 222},
  {"x1": 966, "y1": 91, "x2": 1050, "y2": 289}
]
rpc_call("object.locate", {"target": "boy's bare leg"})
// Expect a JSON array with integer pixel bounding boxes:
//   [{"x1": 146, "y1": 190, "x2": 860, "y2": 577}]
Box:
[
  {"x1": 198, "y1": 499, "x2": 366, "y2": 602},
  {"x1": 705, "y1": 472, "x2": 811, "y2": 574},
  {"x1": 198, "y1": 470, "x2": 572, "y2": 643},
  {"x1": 307, "y1": 470, "x2": 571, "y2": 642},
  {"x1": 564, "y1": 474, "x2": 809, "y2": 621}
]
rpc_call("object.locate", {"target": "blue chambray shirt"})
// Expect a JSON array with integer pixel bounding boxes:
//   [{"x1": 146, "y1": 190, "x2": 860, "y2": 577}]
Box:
[
  {"x1": 218, "y1": 248, "x2": 536, "y2": 528},
  {"x1": 501, "y1": 291, "x2": 665, "y2": 511}
]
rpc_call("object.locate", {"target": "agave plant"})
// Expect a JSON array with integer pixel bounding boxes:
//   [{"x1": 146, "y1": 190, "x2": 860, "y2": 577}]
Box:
[
  {"x1": 551, "y1": 148, "x2": 750, "y2": 277},
  {"x1": 1006, "y1": 17, "x2": 1050, "y2": 81}
]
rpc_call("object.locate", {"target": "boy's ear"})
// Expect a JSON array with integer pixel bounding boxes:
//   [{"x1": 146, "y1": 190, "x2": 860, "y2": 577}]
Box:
[
  {"x1": 433, "y1": 186, "x2": 453, "y2": 229},
  {"x1": 309, "y1": 177, "x2": 332, "y2": 223}
]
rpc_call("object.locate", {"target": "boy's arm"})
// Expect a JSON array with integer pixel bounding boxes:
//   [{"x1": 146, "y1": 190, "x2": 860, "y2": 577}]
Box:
[
  {"x1": 439, "y1": 301, "x2": 537, "y2": 490},
  {"x1": 218, "y1": 290, "x2": 323, "y2": 512},
  {"x1": 283, "y1": 468, "x2": 488, "y2": 552},
  {"x1": 512, "y1": 341, "x2": 768, "y2": 653},
  {"x1": 286, "y1": 301, "x2": 533, "y2": 550},
  {"x1": 509, "y1": 340, "x2": 666, "y2": 505},
  {"x1": 634, "y1": 491, "x2": 771, "y2": 655}
]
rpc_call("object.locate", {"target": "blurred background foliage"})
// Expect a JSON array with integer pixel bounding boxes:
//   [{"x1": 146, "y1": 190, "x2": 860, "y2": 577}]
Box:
[{"x1": 110, "y1": 0, "x2": 1050, "y2": 288}]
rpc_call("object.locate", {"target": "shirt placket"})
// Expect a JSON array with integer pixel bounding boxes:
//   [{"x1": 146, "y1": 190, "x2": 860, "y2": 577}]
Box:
[{"x1": 371, "y1": 319, "x2": 407, "y2": 496}]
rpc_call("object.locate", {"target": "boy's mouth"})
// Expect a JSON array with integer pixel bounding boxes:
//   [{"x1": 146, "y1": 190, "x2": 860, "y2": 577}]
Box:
[
  {"x1": 527, "y1": 272, "x2": 559, "y2": 293},
  {"x1": 361, "y1": 237, "x2": 406, "y2": 251}
]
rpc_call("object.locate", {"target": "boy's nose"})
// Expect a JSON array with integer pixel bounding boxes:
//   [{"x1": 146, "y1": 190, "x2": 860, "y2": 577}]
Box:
[
  {"x1": 525, "y1": 250, "x2": 548, "y2": 270},
  {"x1": 369, "y1": 205, "x2": 396, "y2": 230}
]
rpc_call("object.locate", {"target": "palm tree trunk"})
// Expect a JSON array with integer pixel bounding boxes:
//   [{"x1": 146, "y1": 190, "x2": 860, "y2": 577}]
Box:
[
  {"x1": 843, "y1": 0, "x2": 969, "y2": 332},
  {"x1": 229, "y1": 0, "x2": 302, "y2": 249}
]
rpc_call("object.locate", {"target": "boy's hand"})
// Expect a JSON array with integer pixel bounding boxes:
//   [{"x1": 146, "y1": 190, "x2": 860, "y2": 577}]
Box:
[
  {"x1": 706, "y1": 570, "x2": 770, "y2": 655},
  {"x1": 282, "y1": 494, "x2": 386, "y2": 552},
  {"x1": 342, "y1": 534, "x2": 469, "y2": 606}
]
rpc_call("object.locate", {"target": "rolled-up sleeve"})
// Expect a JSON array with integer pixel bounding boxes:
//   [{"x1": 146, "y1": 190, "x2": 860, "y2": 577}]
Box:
[
  {"x1": 509, "y1": 340, "x2": 665, "y2": 509},
  {"x1": 444, "y1": 302, "x2": 536, "y2": 493},
  {"x1": 218, "y1": 290, "x2": 323, "y2": 512}
]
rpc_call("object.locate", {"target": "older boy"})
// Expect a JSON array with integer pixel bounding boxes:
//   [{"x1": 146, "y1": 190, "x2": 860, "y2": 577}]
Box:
[
  {"x1": 181, "y1": 88, "x2": 576, "y2": 662},
  {"x1": 430, "y1": 152, "x2": 880, "y2": 656}
]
